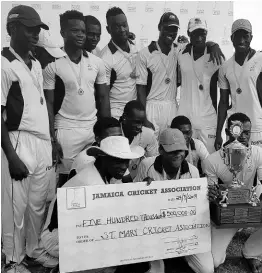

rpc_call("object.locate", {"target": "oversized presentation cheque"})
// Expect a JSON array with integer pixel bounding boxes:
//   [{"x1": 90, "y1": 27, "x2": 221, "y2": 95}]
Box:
[{"x1": 57, "y1": 178, "x2": 211, "y2": 273}]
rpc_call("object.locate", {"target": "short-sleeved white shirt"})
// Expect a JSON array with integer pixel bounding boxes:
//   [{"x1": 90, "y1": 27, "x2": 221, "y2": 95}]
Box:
[
  {"x1": 1, "y1": 48, "x2": 50, "y2": 140},
  {"x1": 177, "y1": 45, "x2": 221, "y2": 129},
  {"x1": 218, "y1": 51, "x2": 262, "y2": 132},
  {"x1": 43, "y1": 50, "x2": 107, "y2": 129},
  {"x1": 136, "y1": 41, "x2": 180, "y2": 103},
  {"x1": 100, "y1": 40, "x2": 138, "y2": 112},
  {"x1": 186, "y1": 138, "x2": 209, "y2": 169},
  {"x1": 204, "y1": 145, "x2": 262, "y2": 189},
  {"x1": 134, "y1": 156, "x2": 200, "y2": 182}
]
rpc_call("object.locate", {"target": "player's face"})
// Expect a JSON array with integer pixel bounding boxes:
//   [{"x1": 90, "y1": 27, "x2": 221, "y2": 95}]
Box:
[
  {"x1": 14, "y1": 24, "x2": 40, "y2": 51},
  {"x1": 231, "y1": 29, "x2": 252, "y2": 53},
  {"x1": 161, "y1": 149, "x2": 186, "y2": 169},
  {"x1": 123, "y1": 109, "x2": 145, "y2": 137},
  {"x1": 62, "y1": 19, "x2": 86, "y2": 49},
  {"x1": 85, "y1": 24, "x2": 101, "y2": 51},
  {"x1": 179, "y1": 124, "x2": 192, "y2": 147},
  {"x1": 105, "y1": 156, "x2": 130, "y2": 180},
  {"x1": 107, "y1": 14, "x2": 129, "y2": 44},
  {"x1": 159, "y1": 25, "x2": 178, "y2": 46},
  {"x1": 189, "y1": 29, "x2": 207, "y2": 49}
]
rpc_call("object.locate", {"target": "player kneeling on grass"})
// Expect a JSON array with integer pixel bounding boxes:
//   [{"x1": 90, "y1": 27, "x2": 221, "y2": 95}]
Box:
[
  {"x1": 38, "y1": 136, "x2": 166, "y2": 273},
  {"x1": 184, "y1": 112, "x2": 262, "y2": 273},
  {"x1": 134, "y1": 128, "x2": 200, "y2": 273}
]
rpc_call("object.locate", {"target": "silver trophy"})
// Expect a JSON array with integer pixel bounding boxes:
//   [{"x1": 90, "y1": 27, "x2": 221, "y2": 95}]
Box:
[{"x1": 223, "y1": 121, "x2": 247, "y2": 188}]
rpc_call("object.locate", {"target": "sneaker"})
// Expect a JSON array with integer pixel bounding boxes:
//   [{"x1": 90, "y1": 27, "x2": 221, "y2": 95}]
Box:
[
  {"x1": 5, "y1": 262, "x2": 31, "y2": 273},
  {"x1": 34, "y1": 251, "x2": 58, "y2": 268}
]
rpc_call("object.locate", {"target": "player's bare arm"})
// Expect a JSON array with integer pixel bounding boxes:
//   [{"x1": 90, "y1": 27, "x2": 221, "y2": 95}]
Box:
[
  {"x1": 1, "y1": 105, "x2": 29, "y2": 180},
  {"x1": 95, "y1": 83, "x2": 111, "y2": 118},
  {"x1": 215, "y1": 88, "x2": 230, "y2": 150},
  {"x1": 44, "y1": 89, "x2": 63, "y2": 165}
]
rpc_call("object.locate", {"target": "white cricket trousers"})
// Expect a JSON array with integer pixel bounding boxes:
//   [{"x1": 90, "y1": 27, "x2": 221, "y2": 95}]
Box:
[
  {"x1": 1, "y1": 131, "x2": 52, "y2": 264},
  {"x1": 146, "y1": 100, "x2": 177, "y2": 140},
  {"x1": 56, "y1": 127, "x2": 95, "y2": 174}
]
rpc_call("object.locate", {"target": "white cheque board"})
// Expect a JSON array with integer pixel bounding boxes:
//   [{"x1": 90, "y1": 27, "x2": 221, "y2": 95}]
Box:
[{"x1": 57, "y1": 178, "x2": 211, "y2": 273}]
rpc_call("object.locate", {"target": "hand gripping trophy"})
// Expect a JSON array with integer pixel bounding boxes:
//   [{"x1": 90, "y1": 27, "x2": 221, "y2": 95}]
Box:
[{"x1": 223, "y1": 121, "x2": 247, "y2": 188}]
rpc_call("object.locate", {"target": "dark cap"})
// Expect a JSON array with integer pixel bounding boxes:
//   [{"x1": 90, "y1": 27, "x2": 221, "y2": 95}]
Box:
[
  {"x1": 7, "y1": 5, "x2": 49, "y2": 30},
  {"x1": 159, "y1": 12, "x2": 180, "y2": 28}
]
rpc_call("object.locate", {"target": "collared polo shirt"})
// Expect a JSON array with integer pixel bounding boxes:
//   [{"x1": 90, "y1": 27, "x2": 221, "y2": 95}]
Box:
[
  {"x1": 136, "y1": 41, "x2": 180, "y2": 103},
  {"x1": 204, "y1": 145, "x2": 262, "y2": 189},
  {"x1": 100, "y1": 40, "x2": 138, "y2": 112},
  {"x1": 1, "y1": 47, "x2": 50, "y2": 140},
  {"x1": 134, "y1": 156, "x2": 199, "y2": 182},
  {"x1": 218, "y1": 50, "x2": 262, "y2": 133},
  {"x1": 43, "y1": 50, "x2": 107, "y2": 129},
  {"x1": 177, "y1": 44, "x2": 221, "y2": 130}
]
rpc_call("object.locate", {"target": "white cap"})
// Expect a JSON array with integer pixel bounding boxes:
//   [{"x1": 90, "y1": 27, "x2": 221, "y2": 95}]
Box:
[
  {"x1": 87, "y1": 136, "x2": 145, "y2": 159},
  {"x1": 37, "y1": 30, "x2": 66, "y2": 58},
  {"x1": 188, "y1": 17, "x2": 208, "y2": 33}
]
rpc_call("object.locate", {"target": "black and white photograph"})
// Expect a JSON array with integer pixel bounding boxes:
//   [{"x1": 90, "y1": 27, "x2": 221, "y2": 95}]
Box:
[{"x1": 1, "y1": 1, "x2": 262, "y2": 273}]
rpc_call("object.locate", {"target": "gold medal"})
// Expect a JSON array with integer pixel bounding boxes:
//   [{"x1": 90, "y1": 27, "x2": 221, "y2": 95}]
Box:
[
  {"x1": 40, "y1": 97, "x2": 44, "y2": 105},
  {"x1": 236, "y1": 88, "x2": 242, "y2": 94},
  {"x1": 78, "y1": 88, "x2": 84, "y2": 95},
  {"x1": 199, "y1": 84, "x2": 204, "y2": 90},
  {"x1": 165, "y1": 78, "x2": 171, "y2": 84}
]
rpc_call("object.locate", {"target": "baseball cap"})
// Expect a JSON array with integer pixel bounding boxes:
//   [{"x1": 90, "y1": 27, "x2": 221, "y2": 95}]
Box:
[
  {"x1": 7, "y1": 5, "x2": 49, "y2": 30},
  {"x1": 159, "y1": 128, "x2": 188, "y2": 153},
  {"x1": 37, "y1": 30, "x2": 65, "y2": 58},
  {"x1": 188, "y1": 17, "x2": 208, "y2": 33},
  {"x1": 159, "y1": 12, "x2": 180, "y2": 28},
  {"x1": 231, "y1": 19, "x2": 252, "y2": 35}
]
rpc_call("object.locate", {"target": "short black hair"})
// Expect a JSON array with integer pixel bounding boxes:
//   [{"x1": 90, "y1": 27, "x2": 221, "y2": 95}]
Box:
[
  {"x1": 84, "y1": 15, "x2": 101, "y2": 28},
  {"x1": 227, "y1": 112, "x2": 251, "y2": 129},
  {"x1": 60, "y1": 10, "x2": 85, "y2": 31},
  {"x1": 106, "y1": 7, "x2": 125, "y2": 25},
  {"x1": 171, "y1": 116, "x2": 191, "y2": 129},
  {"x1": 123, "y1": 100, "x2": 145, "y2": 116},
  {"x1": 93, "y1": 117, "x2": 120, "y2": 138}
]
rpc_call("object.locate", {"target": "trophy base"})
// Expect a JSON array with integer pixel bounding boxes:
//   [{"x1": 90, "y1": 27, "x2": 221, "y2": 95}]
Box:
[{"x1": 210, "y1": 201, "x2": 262, "y2": 229}]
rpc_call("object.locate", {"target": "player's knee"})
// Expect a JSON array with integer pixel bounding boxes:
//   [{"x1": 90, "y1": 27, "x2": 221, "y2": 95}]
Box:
[{"x1": 41, "y1": 228, "x2": 59, "y2": 258}]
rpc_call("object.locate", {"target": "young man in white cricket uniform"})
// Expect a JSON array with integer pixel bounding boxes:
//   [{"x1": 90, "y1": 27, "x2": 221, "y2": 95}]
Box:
[
  {"x1": 134, "y1": 128, "x2": 200, "y2": 273},
  {"x1": 43, "y1": 10, "x2": 111, "y2": 187},
  {"x1": 177, "y1": 18, "x2": 222, "y2": 154},
  {"x1": 1, "y1": 5, "x2": 55, "y2": 272},
  {"x1": 120, "y1": 100, "x2": 158, "y2": 179},
  {"x1": 136, "y1": 12, "x2": 181, "y2": 139},
  {"x1": 185, "y1": 113, "x2": 262, "y2": 273},
  {"x1": 215, "y1": 19, "x2": 262, "y2": 150},
  {"x1": 171, "y1": 115, "x2": 209, "y2": 175},
  {"x1": 100, "y1": 7, "x2": 138, "y2": 120}
]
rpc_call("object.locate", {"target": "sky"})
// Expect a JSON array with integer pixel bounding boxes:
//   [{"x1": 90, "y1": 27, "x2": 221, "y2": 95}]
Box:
[{"x1": 234, "y1": 0, "x2": 262, "y2": 50}]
